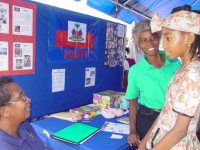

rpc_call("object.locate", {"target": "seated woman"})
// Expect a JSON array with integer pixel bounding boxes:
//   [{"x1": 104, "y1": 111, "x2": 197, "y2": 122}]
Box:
[{"x1": 0, "y1": 76, "x2": 50, "y2": 150}]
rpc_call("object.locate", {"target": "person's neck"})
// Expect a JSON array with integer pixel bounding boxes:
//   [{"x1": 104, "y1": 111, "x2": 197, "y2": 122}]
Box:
[
  {"x1": 0, "y1": 119, "x2": 20, "y2": 138},
  {"x1": 145, "y1": 52, "x2": 165, "y2": 68},
  {"x1": 180, "y1": 54, "x2": 199, "y2": 66}
]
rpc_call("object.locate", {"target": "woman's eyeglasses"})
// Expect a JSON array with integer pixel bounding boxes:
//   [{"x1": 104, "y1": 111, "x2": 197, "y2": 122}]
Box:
[{"x1": 6, "y1": 94, "x2": 28, "y2": 105}]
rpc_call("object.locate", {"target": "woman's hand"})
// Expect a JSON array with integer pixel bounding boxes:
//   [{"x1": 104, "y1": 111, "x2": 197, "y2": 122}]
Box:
[
  {"x1": 138, "y1": 140, "x2": 147, "y2": 150},
  {"x1": 128, "y1": 132, "x2": 140, "y2": 146}
]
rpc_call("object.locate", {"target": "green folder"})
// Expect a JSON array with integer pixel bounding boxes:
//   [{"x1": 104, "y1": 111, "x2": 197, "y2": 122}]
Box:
[{"x1": 51, "y1": 123, "x2": 100, "y2": 144}]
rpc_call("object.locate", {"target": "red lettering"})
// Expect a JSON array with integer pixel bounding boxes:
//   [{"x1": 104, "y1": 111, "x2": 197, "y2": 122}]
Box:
[
  {"x1": 64, "y1": 51, "x2": 71, "y2": 59},
  {"x1": 64, "y1": 50, "x2": 89, "y2": 60},
  {"x1": 71, "y1": 51, "x2": 77, "y2": 59}
]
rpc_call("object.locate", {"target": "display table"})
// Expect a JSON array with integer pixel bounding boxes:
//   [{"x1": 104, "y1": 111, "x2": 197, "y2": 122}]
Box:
[{"x1": 31, "y1": 115, "x2": 134, "y2": 150}]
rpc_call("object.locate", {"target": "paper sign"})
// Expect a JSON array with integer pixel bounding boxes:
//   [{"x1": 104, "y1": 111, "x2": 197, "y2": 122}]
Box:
[
  {"x1": 12, "y1": 5, "x2": 33, "y2": 36},
  {"x1": 85, "y1": 67, "x2": 96, "y2": 87},
  {"x1": 52, "y1": 69, "x2": 65, "y2": 92},
  {"x1": 0, "y1": 2, "x2": 9, "y2": 34},
  {"x1": 0, "y1": 41, "x2": 8, "y2": 71}
]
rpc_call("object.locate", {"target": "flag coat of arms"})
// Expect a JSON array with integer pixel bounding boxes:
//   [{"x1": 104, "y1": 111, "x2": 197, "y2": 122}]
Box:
[
  {"x1": 68, "y1": 21, "x2": 86, "y2": 43},
  {"x1": 56, "y1": 21, "x2": 94, "y2": 49}
]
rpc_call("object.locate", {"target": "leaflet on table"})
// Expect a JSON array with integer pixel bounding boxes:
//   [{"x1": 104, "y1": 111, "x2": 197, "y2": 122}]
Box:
[
  {"x1": 101, "y1": 121, "x2": 130, "y2": 134},
  {"x1": 0, "y1": 41, "x2": 8, "y2": 71},
  {"x1": 116, "y1": 116, "x2": 130, "y2": 124}
]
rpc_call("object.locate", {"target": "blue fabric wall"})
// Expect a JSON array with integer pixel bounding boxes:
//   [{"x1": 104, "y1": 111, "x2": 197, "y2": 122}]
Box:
[{"x1": 12, "y1": 2, "x2": 123, "y2": 119}]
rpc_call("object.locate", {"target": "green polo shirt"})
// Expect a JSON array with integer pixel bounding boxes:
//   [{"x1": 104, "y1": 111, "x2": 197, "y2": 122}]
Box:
[{"x1": 126, "y1": 51, "x2": 181, "y2": 109}]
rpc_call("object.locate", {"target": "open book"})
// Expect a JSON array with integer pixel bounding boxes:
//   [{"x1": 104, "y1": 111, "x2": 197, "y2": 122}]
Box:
[{"x1": 51, "y1": 123, "x2": 100, "y2": 144}]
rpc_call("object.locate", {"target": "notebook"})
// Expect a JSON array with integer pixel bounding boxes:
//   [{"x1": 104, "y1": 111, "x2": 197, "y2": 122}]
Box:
[{"x1": 51, "y1": 123, "x2": 100, "y2": 144}]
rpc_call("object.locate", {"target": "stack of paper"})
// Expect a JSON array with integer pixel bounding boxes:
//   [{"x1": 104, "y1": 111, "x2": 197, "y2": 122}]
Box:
[
  {"x1": 116, "y1": 116, "x2": 129, "y2": 124},
  {"x1": 48, "y1": 112, "x2": 82, "y2": 122}
]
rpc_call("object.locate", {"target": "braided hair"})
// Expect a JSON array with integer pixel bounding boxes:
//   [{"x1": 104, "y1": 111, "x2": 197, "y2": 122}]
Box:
[{"x1": 171, "y1": 5, "x2": 200, "y2": 60}]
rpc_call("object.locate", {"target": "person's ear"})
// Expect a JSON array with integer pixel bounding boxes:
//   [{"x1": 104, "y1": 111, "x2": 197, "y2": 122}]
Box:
[
  {"x1": 0, "y1": 106, "x2": 10, "y2": 117},
  {"x1": 186, "y1": 33, "x2": 195, "y2": 47}
]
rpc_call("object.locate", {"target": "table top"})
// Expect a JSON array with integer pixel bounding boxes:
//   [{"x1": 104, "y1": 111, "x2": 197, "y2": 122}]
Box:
[{"x1": 31, "y1": 115, "x2": 134, "y2": 150}]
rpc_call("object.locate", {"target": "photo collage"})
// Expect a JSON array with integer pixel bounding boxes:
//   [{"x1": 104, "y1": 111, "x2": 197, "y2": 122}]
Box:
[{"x1": 104, "y1": 21, "x2": 126, "y2": 67}]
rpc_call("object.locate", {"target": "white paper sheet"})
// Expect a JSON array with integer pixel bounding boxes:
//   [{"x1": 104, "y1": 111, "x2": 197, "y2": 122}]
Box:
[
  {"x1": 13, "y1": 42, "x2": 33, "y2": 70},
  {"x1": 0, "y1": 2, "x2": 9, "y2": 34},
  {"x1": 52, "y1": 69, "x2": 65, "y2": 92},
  {"x1": 101, "y1": 121, "x2": 130, "y2": 135},
  {"x1": 85, "y1": 67, "x2": 96, "y2": 87},
  {"x1": 0, "y1": 41, "x2": 8, "y2": 71},
  {"x1": 110, "y1": 134, "x2": 123, "y2": 139},
  {"x1": 12, "y1": 5, "x2": 33, "y2": 36}
]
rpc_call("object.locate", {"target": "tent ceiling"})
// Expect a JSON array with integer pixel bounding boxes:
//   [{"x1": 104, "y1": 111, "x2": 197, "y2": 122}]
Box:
[{"x1": 86, "y1": 0, "x2": 200, "y2": 24}]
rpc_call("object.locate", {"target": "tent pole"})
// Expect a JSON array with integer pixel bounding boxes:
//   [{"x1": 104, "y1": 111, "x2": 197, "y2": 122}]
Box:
[
  {"x1": 110, "y1": 0, "x2": 151, "y2": 20},
  {"x1": 191, "y1": 0, "x2": 199, "y2": 6},
  {"x1": 122, "y1": 0, "x2": 132, "y2": 6}
]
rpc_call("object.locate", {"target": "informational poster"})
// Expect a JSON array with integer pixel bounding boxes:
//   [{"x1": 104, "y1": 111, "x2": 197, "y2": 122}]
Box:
[
  {"x1": 85, "y1": 67, "x2": 96, "y2": 87},
  {"x1": 12, "y1": 5, "x2": 33, "y2": 36},
  {"x1": 13, "y1": 42, "x2": 33, "y2": 70},
  {"x1": 104, "y1": 21, "x2": 126, "y2": 67},
  {"x1": 0, "y1": 41, "x2": 8, "y2": 71},
  {"x1": 52, "y1": 69, "x2": 65, "y2": 92},
  {"x1": 0, "y1": 2, "x2": 9, "y2": 34},
  {"x1": 0, "y1": 0, "x2": 36, "y2": 75}
]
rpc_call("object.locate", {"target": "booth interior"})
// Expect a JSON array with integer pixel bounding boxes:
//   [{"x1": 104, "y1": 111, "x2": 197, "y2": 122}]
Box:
[
  {"x1": 0, "y1": 0, "x2": 200, "y2": 150},
  {"x1": 9, "y1": 1, "x2": 125, "y2": 119}
]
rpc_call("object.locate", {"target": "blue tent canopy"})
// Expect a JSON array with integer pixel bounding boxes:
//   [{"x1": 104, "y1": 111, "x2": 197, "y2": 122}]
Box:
[{"x1": 86, "y1": 0, "x2": 200, "y2": 24}]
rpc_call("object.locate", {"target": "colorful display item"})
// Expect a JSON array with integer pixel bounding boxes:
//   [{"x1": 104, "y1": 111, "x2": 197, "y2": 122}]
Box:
[
  {"x1": 69, "y1": 104, "x2": 101, "y2": 119},
  {"x1": 93, "y1": 90, "x2": 125, "y2": 109}
]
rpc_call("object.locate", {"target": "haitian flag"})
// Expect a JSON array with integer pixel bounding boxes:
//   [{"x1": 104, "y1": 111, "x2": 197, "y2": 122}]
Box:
[
  {"x1": 56, "y1": 21, "x2": 94, "y2": 49},
  {"x1": 48, "y1": 10, "x2": 99, "y2": 62}
]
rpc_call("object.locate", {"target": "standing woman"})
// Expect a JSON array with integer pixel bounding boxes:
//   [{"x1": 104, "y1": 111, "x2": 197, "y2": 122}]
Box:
[
  {"x1": 126, "y1": 20, "x2": 180, "y2": 146},
  {"x1": 140, "y1": 10, "x2": 200, "y2": 149}
]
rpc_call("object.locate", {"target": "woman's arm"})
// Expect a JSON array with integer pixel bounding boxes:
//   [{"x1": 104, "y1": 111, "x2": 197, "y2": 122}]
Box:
[
  {"x1": 138, "y1": 115, "x2": 159, "y2": 150},
  {"x1": 152, "y1": 114, "x2": 191, "y2": 150},
  {"x1": 128, "y1": 99, "x2": 140, "y2": 146}
]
